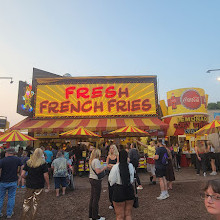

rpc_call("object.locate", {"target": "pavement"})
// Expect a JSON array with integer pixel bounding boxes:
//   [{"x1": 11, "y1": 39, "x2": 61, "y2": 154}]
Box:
[{"x1": 74, "y1": 167, "x2": 220, "y2": 189}]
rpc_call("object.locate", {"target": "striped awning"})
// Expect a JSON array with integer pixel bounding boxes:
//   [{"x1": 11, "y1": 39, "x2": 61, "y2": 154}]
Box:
[
  {"x1": 11, "y1": 117, "x2": 168, "y2": 132},
  {"x1": 0, "y1": 130, "x2": 37, "y2": 142}
]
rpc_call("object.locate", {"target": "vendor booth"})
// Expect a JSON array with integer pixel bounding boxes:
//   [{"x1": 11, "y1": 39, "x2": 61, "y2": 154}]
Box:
[
  {"x1": 160, "y1": 87, "x2": 209, "y2": 167},
  {"x1": 13, "y1": 68, "x2": 168, "y2": 173}
]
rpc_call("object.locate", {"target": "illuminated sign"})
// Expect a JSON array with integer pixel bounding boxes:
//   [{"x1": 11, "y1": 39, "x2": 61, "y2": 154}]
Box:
[
  {"x1": 17, "y1": 81, "x2": 34, "y2": 116},
  {"x1": 167, "y1": 88, "x2": 207, "y2": 116},
  {"x1": 34, "y1": 76, "x2": 158, "y2": 118}
]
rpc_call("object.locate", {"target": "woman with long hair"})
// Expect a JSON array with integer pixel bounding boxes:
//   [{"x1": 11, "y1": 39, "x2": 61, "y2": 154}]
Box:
[
  {"x1": 20, "y1": 148, "x2": 50, "y2": 220},
  {"x1": 106, "y1": 144, "x2": 119, "y2": 209},
  {"x1": 201, "y1": 179, "x2": 220, "y2": 219},
  {"x1": 89, "y1": 149, "x2": 107, "y2": 220},
  {"x1": 164, "y1": 145, "x2": 175, "y2": 190},
  {"x1": 109, "y1": 150, "x2": 135, "y2": 220}
]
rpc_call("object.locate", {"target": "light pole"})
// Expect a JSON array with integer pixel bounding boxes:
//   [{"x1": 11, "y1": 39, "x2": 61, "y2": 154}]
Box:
[
  {"x1": 206, "y1": 69, "x2": 220, "y2": 81},
  {"x1": 206, "y1": 69, "x2": 220, "y2": 73},
  {"x1": 0, "y1": 77, "x2": 13, "y2": 83}
]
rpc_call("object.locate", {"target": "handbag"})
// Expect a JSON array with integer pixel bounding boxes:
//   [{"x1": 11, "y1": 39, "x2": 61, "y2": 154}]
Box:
[
  {"x1": 91, "y1": 165, "x2": 106, "y2": 180},
  {"x1": 146, "y1": 157, "x2": 155, "y2": 164},
  {"x1": 133, "y1": 178, "x2": 139, "y2": 208}
]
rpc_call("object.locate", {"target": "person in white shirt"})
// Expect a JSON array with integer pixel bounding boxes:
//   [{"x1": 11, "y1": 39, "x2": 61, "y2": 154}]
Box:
[
  {"x1": 89, "y1": 149, "x2": 107, "y2": 220},
  {"x1": 108, "y1": 150, "x2": 135, "y2": 220}
]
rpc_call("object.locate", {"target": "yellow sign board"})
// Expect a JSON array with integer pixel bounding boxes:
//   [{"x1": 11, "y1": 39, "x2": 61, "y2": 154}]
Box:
[
  {"x1": 167, "y1": 88, "x2": 207, "y2": 116},
  {"x1": 35, "y1": 82, "x2": 157, "y2": 118}
]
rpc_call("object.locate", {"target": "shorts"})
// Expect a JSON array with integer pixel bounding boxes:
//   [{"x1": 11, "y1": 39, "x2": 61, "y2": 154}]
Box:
[
  {"x1": 147, "y1": 163, "x2": 156, "y2": 176},
  {"x1": 54, "y1": 177, "x2": 67, "y2": 189},
  {"x1": 209, "y1": 152, "x2": 216, "y2": 160},
  {"x1": 155, "y1": 168, "x2": 166, "y2": 178},
  {"x1": 112, "y1": 184, "x2": 135, "y2": 203}
]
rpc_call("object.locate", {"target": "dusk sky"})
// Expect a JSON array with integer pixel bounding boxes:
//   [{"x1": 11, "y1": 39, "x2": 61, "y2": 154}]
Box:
[{"x1": 0, "y1": 1, "x2": 220, "y2": 127}]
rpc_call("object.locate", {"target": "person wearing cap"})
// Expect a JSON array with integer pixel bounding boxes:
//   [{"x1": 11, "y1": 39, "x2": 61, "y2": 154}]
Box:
[{"x1": 0, "y1": 147, "x2": 22, "y2": 218}]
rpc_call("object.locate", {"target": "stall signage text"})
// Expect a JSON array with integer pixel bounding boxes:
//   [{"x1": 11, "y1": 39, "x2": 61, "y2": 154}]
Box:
[
  {"x1": 35, "y1": 83, "x2": 157, "y2": 117},
  {"x1": 174, "y1": 116, "x2": 208, "y2": 130},
  {"x1": 181, "y1": 90, "x2": 201, "y2": 110}
]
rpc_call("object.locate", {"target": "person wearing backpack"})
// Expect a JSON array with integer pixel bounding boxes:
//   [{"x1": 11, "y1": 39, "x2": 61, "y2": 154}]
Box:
[{"x1": 154, "y1": 140, "x2": 169, "y2": 200}]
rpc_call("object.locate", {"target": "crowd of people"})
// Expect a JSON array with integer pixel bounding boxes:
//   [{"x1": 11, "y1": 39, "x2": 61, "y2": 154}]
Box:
[{"x1": 0, "y1": 139, "x2": 219, "y2": 219}]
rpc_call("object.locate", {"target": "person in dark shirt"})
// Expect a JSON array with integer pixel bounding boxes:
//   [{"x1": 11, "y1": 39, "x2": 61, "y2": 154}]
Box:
[
  {"x1": 17, "y1": 151, "x2": 29, "y2": 189},
  {"x1": 20, "y1": 148, "x2": 49, "y2": 220},
  {"x1": 0, "y1": 147, "x2": 22, "y2": 218},
  {"x1": 128, "y1": 143, "x2": 143, "y2": 190},
  {"x1": 154, "y1": 140, "x2": 169, "y2": 200}
]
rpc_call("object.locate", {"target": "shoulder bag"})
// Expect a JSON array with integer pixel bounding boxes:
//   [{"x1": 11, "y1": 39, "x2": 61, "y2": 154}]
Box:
[
  {"x1": 133, "y1": 178, "x2": 139, "y2": 208},
  {"x1": 91, "y1": 164, "x2": 106, "y2": 180}
]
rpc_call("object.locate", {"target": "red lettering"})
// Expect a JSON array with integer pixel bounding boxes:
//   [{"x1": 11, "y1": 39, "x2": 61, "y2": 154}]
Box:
[
  {"x1": 91, "y1": 87, "x2": 103, "y2": 98},
  {"x1": 77, "y1": 87, "x2": 89, "y2": 99},
  {"x1": 127, "y1": 100, "x2": 131, "y2": 111},
  {"x1": 70, "y1": 101, "x2": 80, "y2": 113},
  {"x1": 65, "y1": 86, "x2": 76, "y2": 99},
  {"x1": 118, "y1": 88, "x2": 129, "y2": 98},
  {"x1": 48, "y1": 102, "x2": 59, "y2": 113},
  {"x1": 60, "y1": 101, "x2": 70, "y2": 113},
  {"x1": 40, "y1": 100, "x2": 49, "y2": 113},
  {"x1": 81, "y1": 100, "x2": 92, "y2": 112},
  {"x1": 94, "y1": 101, "x2": 103, "y2": 112},
  {"x1": 108, "y1": 99, "x2": 116, "y2": 112},
  {"x1": 131, "y1": 99, "x2": 141, "y2": 111},
  {"x1": 105, "y1": 86, "x2": 116, "y2": 98},
  {"x1": 142, "y1": 99, "x2": 152, "y2": 111},
  {"x1": 116, "y1": 100, "x2": 127, "y2": 112}
]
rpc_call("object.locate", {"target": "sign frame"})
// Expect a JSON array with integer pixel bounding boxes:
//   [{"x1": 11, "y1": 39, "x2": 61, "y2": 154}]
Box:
[{"x1": 33, "y1": 75, "x2": 159, "y2": 119}]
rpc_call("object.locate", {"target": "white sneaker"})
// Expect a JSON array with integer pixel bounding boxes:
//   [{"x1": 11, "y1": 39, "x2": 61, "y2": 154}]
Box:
[
  {"x1": 165, "y1": 193, "x2": 170, "y2": 199},
  {"x1": 109, "y1": 205, "x2": 114, "y2": 210},
  {"x1": 210, "y1": 171, "x2": 217, "y2": 176},
  {"x1": 157, "y1": 194, "x2": 167, "y2": 200},
  {"x1": 203, "y1": 172, "x2": 207, "y2": 177},
  {"x1": 98, "y1": 217, "x2": 105, "y2": 220},
  {"x1": 137, "y1": 185, "x2": 143, "y2": 190}
]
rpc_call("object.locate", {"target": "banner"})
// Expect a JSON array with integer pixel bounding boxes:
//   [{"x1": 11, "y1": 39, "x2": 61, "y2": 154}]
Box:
[
  {"x1": 17, "y1": 81, "x2": 34, "y2": 116},
  {"x1": 167, "y1": 88, "x2": 207, "y2": 116},
  {"x1": 34, "y1": 77, "x2": 158, "y2": 118}
]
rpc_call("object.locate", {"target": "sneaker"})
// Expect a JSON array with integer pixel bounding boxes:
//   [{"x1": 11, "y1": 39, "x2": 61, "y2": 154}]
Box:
[
  {"x1": 210, "y1": 171, "x2": 217, "y2": 176},
  {"x1": 17, "y1": 186, "x2": 20, "y2": 189},
  {"x1": 203, "y1": 172, "x2": 207, "y2": 177},
  {"x1": 196, "y1": 173, "x2": 200, "y2": 176},
  {"x1": 6, "y1": 212, "x2": 14, "y2": 219},
  {"x1": 157, "y1": 194, "x2": 167, "y2": 200},
  {"x1": 165, "y1": 193, "x2": 170, "y2": 199},
  {"x1": 21, "y1": 185, "x2": 26, "y2": 189},
  {"x1": 98, "y1": 217, "x2": 105, "y2": 220},
  {"x1": 137, "y1": 185, "x2": 143, "y2": 190},
  {"x1": 0, "y1": 213, "x2": 3, "y2": 218},
  {"x1": 109, "y1": 205, "x2": 114, "y2": 210}
]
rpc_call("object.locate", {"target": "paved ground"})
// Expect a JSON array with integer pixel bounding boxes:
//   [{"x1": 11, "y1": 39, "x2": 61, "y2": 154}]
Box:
[{"x1": 2, "y1": 167, "x2": 219, "y2": 220}]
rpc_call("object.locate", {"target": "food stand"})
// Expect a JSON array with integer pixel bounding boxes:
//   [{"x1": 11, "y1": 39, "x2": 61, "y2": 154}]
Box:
[
  {"x1": 160, "y1": 87, "x2": 209, "y2": 167},
  {"x1": 12, "y1": 68, "x2": 168, "y2": 173}
]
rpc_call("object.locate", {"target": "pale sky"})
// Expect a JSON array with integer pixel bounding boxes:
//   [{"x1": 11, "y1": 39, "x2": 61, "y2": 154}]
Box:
[{"x1": 0, "y1": 0, "x2": 220, "y2": 127}]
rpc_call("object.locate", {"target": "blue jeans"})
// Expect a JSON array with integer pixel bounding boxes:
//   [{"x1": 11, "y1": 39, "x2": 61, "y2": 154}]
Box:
[{"x1": 0, "y1": 181, "x2": 17, "y2": 216}]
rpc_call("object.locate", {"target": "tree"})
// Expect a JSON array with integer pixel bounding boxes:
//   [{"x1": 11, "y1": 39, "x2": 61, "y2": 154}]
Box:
[{"x1": 207, "y1": 102, "x2": 220, "y2": 110}]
